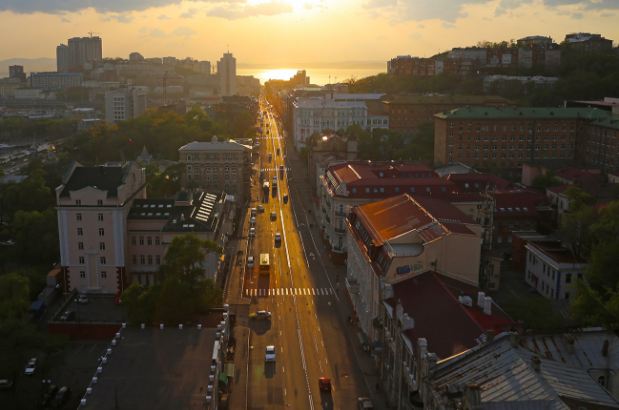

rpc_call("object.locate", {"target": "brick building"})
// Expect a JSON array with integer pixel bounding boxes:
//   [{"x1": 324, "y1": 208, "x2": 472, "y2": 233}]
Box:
[{"x1": 433, "y1": 107, "x2": 612, "y2": 169}]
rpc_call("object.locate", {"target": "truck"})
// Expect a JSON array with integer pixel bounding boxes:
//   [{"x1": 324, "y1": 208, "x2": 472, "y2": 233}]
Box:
[{"x1": 271, "y1": 176, "x2": 278, "y2": 196}]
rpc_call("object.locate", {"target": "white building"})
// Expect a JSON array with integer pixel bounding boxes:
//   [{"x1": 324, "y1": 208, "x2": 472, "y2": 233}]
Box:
[
  {"x1": 525, "y1": 241, "x2": 587, "y2": 300},
  {"x1": 217, "y1": 52, "x2": 237, "y2": 97},
  {"x1": 292, "y1": 96, "x2": 367, "y2": 149},
  {"x1": 104, "y1": 87, "x2": 148, "y2": 123}
]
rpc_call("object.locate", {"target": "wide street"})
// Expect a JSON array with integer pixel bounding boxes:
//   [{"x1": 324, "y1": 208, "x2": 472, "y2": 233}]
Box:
[{"x1": 226, "y1": 99, "x2": 377, "y2": 410}]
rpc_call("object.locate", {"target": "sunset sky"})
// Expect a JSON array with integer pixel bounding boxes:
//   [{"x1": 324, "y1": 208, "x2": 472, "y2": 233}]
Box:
[{"x1": 0, "y1": 0, "x2": 617, "y2": 65}]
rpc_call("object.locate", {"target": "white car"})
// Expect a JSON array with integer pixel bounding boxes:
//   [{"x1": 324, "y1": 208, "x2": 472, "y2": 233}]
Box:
[
  {"x1": 265, "y1": 345, "x2": 276, "y2": 362},
  {"x1": 247, "y1": 256, "x2": 254, "y2": 268},
  {"x1": 249, "y1": 227, "x2": 256, "y2": 237},
  {"x1": 24, "y1": 357, "x2": 37, "y2": 375},
  {"x1": 250, "y1": 216, "x2": 256, "y2": 226}
]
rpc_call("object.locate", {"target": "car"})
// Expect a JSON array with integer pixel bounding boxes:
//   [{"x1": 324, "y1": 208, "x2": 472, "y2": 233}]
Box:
[
  {"x1": 319, "y1": 376, "x2": 332, "y2": 392},
  {"x1": 265, "y1": 345, "x2": 276, "y2": 362},
  {"x1": 249, "y1": 310, "x2": 272, "y2": 320},
  {"x1": 357, "y1": 397, "x2": 374, "y2": 409},
  {"x1": 249, "y1": 227, "x2": 256, "y2": 237},
  {"x1": 257, "y1": 204, "x2": 265, "y2": 213},
  {"x1": 77, "y1": 294, "x2": 88, "y2": 304},
  {"x1": 60, "y1": 310, "x2": 75, "y2": 321},
  {"x1": 270, "y1": 212, "x2": 277, "y2": 221},
  {"x1": 247, "y1": 256, "x2": 254, "y2": 268},
  {"x1": 41, "y1": 384, "x2": 59, "y2": 407},
  {"x1": 250, "y1": 216, "x2": 256, "y2": 226},
  {"x1": 250, "y1": 207, "x2": 257, "y2": 217},
  {"x1": 0, "y1": 379, "x2": 14, "y2": 390},
  {"x1": 283, "y1": 194, "x2": 289, "y2": 204},
  {"x1": 51, "y1": 386, "x2": 71, "y2": 408},
  {"x1": 274, "y1": 233, "x2": 282, "y2": 247},
  {"x1": 276, "y1": 148, "x2": 280, "y2": 156},
  {"x1": 24, "y1": 357, "x2": 37, "y2": 375}
]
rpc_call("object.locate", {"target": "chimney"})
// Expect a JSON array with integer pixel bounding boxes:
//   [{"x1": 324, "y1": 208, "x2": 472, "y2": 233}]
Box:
[
  {"x1": 531, "y1": 355, "x2": 541, "y2": 372},
  {"x1": 464, "y1": 384, "x2": 481, "y2": 409},
  {"x1": 483, "y1": 296, "x2": 493, "y2": 315},
  {"x1": 418, "y1": 338, "x2": 428, "y2": 357},
  {"x1": 477, "y1": 291, "x2": 485, "y2": 308},
  {"x1": 400, "y1": 313, "x2": 415, "y2": 331}
]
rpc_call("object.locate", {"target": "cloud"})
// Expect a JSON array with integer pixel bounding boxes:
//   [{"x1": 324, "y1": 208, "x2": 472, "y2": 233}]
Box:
[
  {"x1": 180, "y1": 7, "x2": 198, "y2": 18},
  {"x1": 0, "y1": 0, "x2": 180, "y2": 14},
  {"x1": 207, "y1": 0, "x2": 293, "y2": 19},
  {"x1": 172, "y1": 26, "x2": 196, "y2": 36}
]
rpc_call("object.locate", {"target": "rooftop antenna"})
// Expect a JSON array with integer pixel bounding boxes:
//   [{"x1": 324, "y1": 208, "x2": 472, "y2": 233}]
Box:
[{"x1": 88, "y1": 31, "x2": 98, "y2": 38}]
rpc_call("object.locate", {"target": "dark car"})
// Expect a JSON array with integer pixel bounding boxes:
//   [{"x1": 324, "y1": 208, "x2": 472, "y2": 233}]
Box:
[
  {"x1": 51, "y1": 386, "x2": 71, "y2": 408},
  {"x1": 283, "y1": 194, "x2": 289, "y2": 204},
  {"x1": 319, "y1": 377, "x2": 332, "y2": 392},
  {"x1": 41, "y1": 384, "x2": 59, "y2": 407}
]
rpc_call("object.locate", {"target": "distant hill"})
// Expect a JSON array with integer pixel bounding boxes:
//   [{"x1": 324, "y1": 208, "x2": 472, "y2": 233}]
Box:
[{"x1": 0, "y1": 57, "x2": 56, "y2": 77}]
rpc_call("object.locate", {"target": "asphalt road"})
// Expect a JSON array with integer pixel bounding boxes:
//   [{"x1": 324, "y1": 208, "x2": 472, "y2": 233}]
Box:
[{"x1": 241, "y1": 100, "x2": 370, "y2": 410}]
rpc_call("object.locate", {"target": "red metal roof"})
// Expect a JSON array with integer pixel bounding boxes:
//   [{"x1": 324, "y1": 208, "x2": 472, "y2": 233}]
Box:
[
  {"x1": 387, "y1": 271, "x2": 514, "y2": 359},
  {"x1": 445, "y1": 173, "x2": 512, "y2": 191},
  {"x1": 491, "y1": 189, "x2": 547, "y2": 216},
  {"x1": 328, "y1": 161, "x2": 436, "y2": 186}
]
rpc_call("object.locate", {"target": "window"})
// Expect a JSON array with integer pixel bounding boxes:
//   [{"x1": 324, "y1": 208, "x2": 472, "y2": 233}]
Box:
[
  {"x1": 139, "y1": 236, "x2": 144, "y2": 245},
  {"x1": 80, "y1": 271, "x2": 86, "y2": 278},
  {"x1": 140, "y1": 255, "x2": 145, "y2": 264},
  {"x1": 97, "y1": 200, "x2": 103, "y2": 206},
  {"x1": 155, "y1": 236, "x2": 160, "y2": 245},
  {"x1": 101, "y1": 271, "x2": 107, "y2": 279},
  {"x1": 147, "y1": 236, "x2": 152, "y2": 246},
  {"x1": 566, "y1": 273, "x2": 572, "y2": 283},
  {"x1": 99, "y1": 242, "x2": 106, "y2": 251},
  {"x1": 156, "y1": 255, "x2": 161, "y2": 265},
  {"x1": 78, "y1": 242, "x2": 84, "y2": 250},
  {"x1": 77, "y1": 227, "x2": 83, "y2": 236},
  {"x1": 100, "y1": 256, "x2": 106, "y2": 264},
  {"x1": 75, "y1": 199, "x2": 82, "y2": 206},
  {"x1": 79, "y1": 256, "x2": 85, "y2": 264},
  {"x1": 98, "y1": 213, "x2": 104, "y2": 221},
  {"x1": 98, "y1": 228, "x2": 105, "y2": 236},
  {"x1": 148, "y1": 255, "x2": 153, "y2": 265},
  {"x1": 76, "y1": 213, "x2": 82, "y2": 221}
]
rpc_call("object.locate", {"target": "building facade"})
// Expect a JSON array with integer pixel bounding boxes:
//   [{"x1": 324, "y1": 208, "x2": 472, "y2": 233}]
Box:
[
  {"x1": 30, "y1": 72, "x2": 83, "y2": 90},
  {"x1": 56, "y1": 162, "x2": 147, "y2": 294},
  {"x1": 525, "y1": 241, "x2": 587, "y2": 301},
  {"x1": 67, "y1": 36, "x2": 103, "y2": 71},
  {"x1": 217, "y1": 52, "x2": 237, "y2": 97},
  {"x1": 56, "y1": 44, "x2": 69, "y2": 72},
  {"x1": 104, "y1": 87, "x2": 148, "y2": 123},
  {"x1": 179, "y1": 138, "x2": 252, "y2": 202}
]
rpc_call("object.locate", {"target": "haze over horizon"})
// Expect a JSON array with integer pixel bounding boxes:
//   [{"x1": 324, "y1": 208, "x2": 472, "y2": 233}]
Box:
[{"x1": 0, "y1": 0, "x2": 617, "y2": 66}]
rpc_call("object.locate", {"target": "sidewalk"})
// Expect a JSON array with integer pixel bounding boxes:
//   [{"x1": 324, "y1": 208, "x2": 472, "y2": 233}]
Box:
[{"x1": 286, "y1": 145, "x2": 389, "y2": 409}]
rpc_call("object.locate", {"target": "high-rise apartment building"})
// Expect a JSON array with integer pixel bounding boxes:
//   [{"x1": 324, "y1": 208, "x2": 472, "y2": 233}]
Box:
[
  {"x1": 30, "y1": 72, "x2": 82, "y2": 90},
  {"x1": 104, "y1": 87, "x2": 148, "y2": 123},
  {"x1": 179, "y1": 137, "x2": 252, "y2": 201},
  {"x1": 56, "y1": 162, "x2": 147, "y2": 294},
  {"x1": 217, "y1": 52, "x2": 237, "y2": 97},
  {"x1": 67, "y1": 36, "x2": 102, "y2": 71},
  {"x1": 56, "y1": 44, "x2": 69, "y2": 72},
  {"x1": 8, "y1": 65, "x2": 26, "y2": 81}
]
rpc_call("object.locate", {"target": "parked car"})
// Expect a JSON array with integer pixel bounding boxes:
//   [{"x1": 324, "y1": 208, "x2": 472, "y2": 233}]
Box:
[
  {"x1": 0, "y1": 378, "x2": 14, "y2": 390},
  {"x1": 357, "y1": 397, "x2": 374, "y2": 409},
  {"x1": 283, "y1": 194, "x2": 289, "y2": 204},
  {"x1": 270, "y1": 212, "x2": 277, "y2": 221},
  {"x1": 274, "y1": 233, "x2": 282, "y2": 247},
  {"x1": 257, "y1": 205, "x2": 265, "y2": 213},
  {"x1": 247, "y1": 256, "x2": 255, "y2": 268},
  {"x1": 60, "y1": 310, "x2": 75, "y2": 321},
  {"x1": 249, "y1": 227, "x2": 256, "y2": 237},
  {"x1": 24, "y1": 357, "x2": 37, "y2": 375},
  {"x1": 265, "y1": 345, "x2": 276, "y2": 362},
  {"x1": 51, "y1": 386, "x2": 71, "y2": 408},
  {"x1": 249, "y1": 310, "x2": 271, "y2": 320},
  {"x1": 250, "y1": 207, "x2": 257, "y2": 217},
  {"x1": 41, "y1": 384, "x2": 59, "y2": 407},
  {"x1": 77, "y1": 294, "x2": 88, "y2": 304},
  {"x1": 250, "y1": 216, "x2": 256, "y2": 226},
  {"x1": 319, "y1": 377, "x2": 332, "y2": 392}
]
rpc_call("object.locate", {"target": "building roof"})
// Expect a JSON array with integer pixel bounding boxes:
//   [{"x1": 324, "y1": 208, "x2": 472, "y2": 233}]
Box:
[
  {"x1": 434, "y1": 106, "x2": 611, "y2": 121},
  {"x1": 446, "y1": 173, "x2": 512, "y2": 191},
  {"x1": 491, "y1": 189, "x2": 547, "y2": 217},
  {"x1": 591, "y1": 115, "x2": 619, "y2": 131},
  {"x1": 429, "y1": 333, "x2": 619, "y2": 409},
  {"x1": 384, "y1": 94, "x2": 512, "y2": 106},
  {"x1": 354, "y1": 194, "x2": 476, "y2": 245},
  {"x1": 327, "y1": 160, "x2": 436, "y2": 186},
  {"x1": 526, "y1": 241, "x2": 586, "y2": 265},
  {"x1": 293, "y1": 97, "x2": 367, "y2": 109},
  {"x1": 386, "y1": 271, "x2": 513, "y2": 359},
  {"x1": 178, "y1": 138, "x2": 252, "y2": 152},
  {"x1": 59, "y1": 162, "x2": 134, "y2": 198}
]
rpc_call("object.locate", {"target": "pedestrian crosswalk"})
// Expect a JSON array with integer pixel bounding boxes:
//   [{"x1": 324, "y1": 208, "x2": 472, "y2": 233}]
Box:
[
  {"x1": 244, "y1": 287, "x2": 335, "y2": 297},
  {"x1": 260, "y1": 167, "x2": 289, "y2": 172}
]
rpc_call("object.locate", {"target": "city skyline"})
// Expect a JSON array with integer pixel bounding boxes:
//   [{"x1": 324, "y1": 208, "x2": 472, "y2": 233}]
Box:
[{"x1": 0, "y1": 0, "x2": 617, "y2": 65}]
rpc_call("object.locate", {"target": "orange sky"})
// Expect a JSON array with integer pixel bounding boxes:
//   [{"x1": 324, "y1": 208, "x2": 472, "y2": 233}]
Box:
[{"x1": 0, "y1": 0, "x2": 617, "y2": 65}]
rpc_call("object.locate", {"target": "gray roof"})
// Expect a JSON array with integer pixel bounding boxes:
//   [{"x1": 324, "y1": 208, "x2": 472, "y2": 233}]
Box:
[
  {"x1": 430, "y1": 333, "x2": 619, "y2": 409},
  {"x1": 178, "y1": 139, "x2": 252, "y2": 152},
  {"x1": 59, "y1": 162, "x2": 135, "y2": 198}
]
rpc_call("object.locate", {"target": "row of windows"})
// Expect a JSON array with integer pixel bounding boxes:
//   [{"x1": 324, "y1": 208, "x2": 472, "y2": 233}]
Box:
[
  {"x1": 77, "y1": 227, "x2": 105, "y2": 236},
  {"x1": 78, "y1": 256, "x2": 107, "y2": 264},
  {"x1": 79, "y1": 271, "x2": 107, "y2": 279},
  {"x1": 131, "y1": 236, "x2": 161, "y2": 246},
  {"x1": 78, "y1": 242, "x2": 106, "y2": 251},
  {"x1": 76, "y1": 213, "x2": 104, "y2": 221},
  {"x1": 185, "y1": 153, "x2": 242, "y2": 161},
  {"x1": 75, "y1": 200, "x2": 104, "y2": 206},
  {"x1": 451, "y1": 144, "x2": 571, "y2": 150},
  {"x1": 132, "y1": 254, "x2": 161, "y2": 265},
  {"x1": 350, "y1": 186, "x2": 447, "y2": 194}
]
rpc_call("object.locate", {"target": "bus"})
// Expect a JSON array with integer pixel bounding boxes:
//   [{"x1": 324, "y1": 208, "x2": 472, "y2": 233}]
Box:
[{"x1": 259, "y1": 253, "x2": 270, "y2": 274}]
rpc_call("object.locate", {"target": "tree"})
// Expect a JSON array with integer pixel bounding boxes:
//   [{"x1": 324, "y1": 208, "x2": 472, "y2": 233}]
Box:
[
  {"x1": 11, "y1": 209, "x2": 59, "y2": 265},
  {"x1": 0, "y1": 272, "x2": 30, "y2": 324},
  {"x1": 160, "y1": 235, "x2": 220, "y2": 285},
  {"x1": 532, "y1": 173, "x2": 560, "y2": 190}
]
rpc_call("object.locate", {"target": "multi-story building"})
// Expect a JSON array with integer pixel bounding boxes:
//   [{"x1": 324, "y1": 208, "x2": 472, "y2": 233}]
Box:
[
  {"x1": 217, "y1": 52, "x2": 236, "y2": 97},
  {"x1": 292, "y1": 96, "x2": 367, "y2": 149},
  {"x1": 564, "y1": 33, "x2": 613, "y2": 52},
  {"x1": 56, "y1": 44, "x2": 69, "y2": 72},
  {"x1": 346, "y1": 194, "x2": 484, "y2": 342},
  {"x1": 104, "y1": 87, "x2": 148, "y2": 123},
  {"x1": 179, "y1": 137, "x2": 252, "y2": 202},
  {"x1": 582, "y1": 115, "x2": 619, "y2": 171},
  {"x1": 127, "y1": 191, "x2": 233, "y2": 285},
  {"x1": 8, "y1": 65, "x2": 26, "y2": 82},
  {"x1": 384, "y1": 94, "x2": 512, "y2": 134},
  {"x1": 307, "y1": 133, "x2": 358, "y2": 192},
  {"x1": 525, "y1": 240, "x2": 587, "y2": 301},
  {"x1": 318, "y1": 161, "x2": 443, "y2": 254},
  {"x1": 67, "y1": 36, "x2": 103, "y2": 71},
  {"x1": 387, "y1": 56, "x2": 437, "y2": 77},
  {"x1": 379, "y1": 272, "x2": 512, "y2": 409},
  {"x1": 433, "y1": 106, "x2": 612, "y2": 169},
  {"x1": 30, "y1": 72, "x2": 83, "y2": 90},
  {"x1": 56, "y1": 162, "x2": 146, "y2": 294}
]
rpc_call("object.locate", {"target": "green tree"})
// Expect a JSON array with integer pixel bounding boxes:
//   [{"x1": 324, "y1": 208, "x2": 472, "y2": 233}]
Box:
[
  {"x1": 532, "y1": 173, "x2": 560, "y2": 190},
  {"x1": 161, "y1": 235, "x2": 220, "y2": 285},
  {"x1": 11, "y1": 209, "x2": 59, "y2": 265}
]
